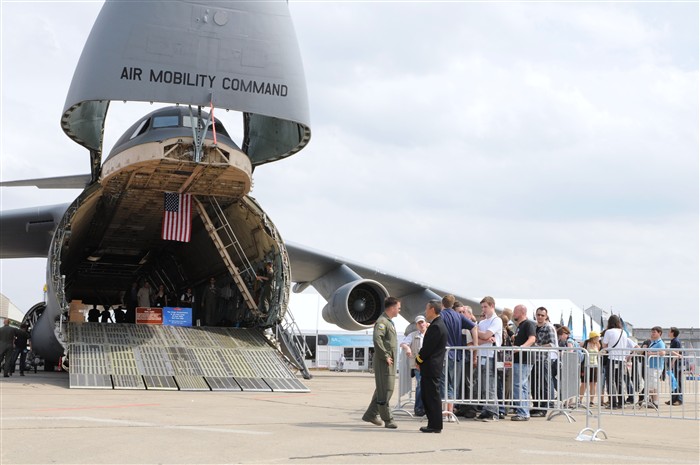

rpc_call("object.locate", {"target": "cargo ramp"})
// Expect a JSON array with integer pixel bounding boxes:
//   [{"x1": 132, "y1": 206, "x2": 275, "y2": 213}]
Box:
[{"x1": 67, "y1": 323, "x2": 309, "y2": 392}]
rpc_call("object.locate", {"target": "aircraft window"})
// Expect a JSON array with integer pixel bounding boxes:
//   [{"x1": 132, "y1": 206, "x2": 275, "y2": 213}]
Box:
[
  {"x1": 182, "y1": 116, "x2": 200, "y2": 129},
  {"x1": 130, "y1": 119, "x2": 150, "y2": 139},
  {"x1": 152, "y1": 116, "x2": 180, "y2": 128}
]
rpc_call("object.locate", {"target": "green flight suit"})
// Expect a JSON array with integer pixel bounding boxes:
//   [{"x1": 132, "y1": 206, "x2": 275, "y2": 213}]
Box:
[{"x1": 363, "y1": 312, "x2": 397, "y2": 422}]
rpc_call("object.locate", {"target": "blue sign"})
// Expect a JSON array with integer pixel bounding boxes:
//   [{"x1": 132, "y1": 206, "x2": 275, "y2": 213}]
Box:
[
  {"x1": 327, "y1": 334, "x2": 373, "y2": 347},
  {"x1": 162, "y1": 307, "x2": 193, "y2": 326}
]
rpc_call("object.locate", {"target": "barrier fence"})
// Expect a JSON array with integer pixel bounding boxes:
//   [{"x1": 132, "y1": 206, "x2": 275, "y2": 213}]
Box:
[{"x1": 393, "y1": 345, "x2": 699, "y2": 440}]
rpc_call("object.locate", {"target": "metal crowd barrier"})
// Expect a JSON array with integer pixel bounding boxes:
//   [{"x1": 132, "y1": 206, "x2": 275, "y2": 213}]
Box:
[
  {"x1": 445, "y1": 346, "x2": 587, "y2": 423},
  {"x1": 394, "y1": 344, "x2": 699, "y2": 440},
  {"x1": 594, "y1": 347, "x2": 699, "y2": 417},
  {"x1": 393, "y1": 348, "x2": 418, "y2": 417},
  {"x1": 581, "y1": 347, "x2": 700, "y2": 440}
]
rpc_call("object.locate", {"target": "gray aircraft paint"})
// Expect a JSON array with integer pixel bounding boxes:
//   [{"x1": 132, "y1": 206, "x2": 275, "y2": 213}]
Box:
[{"x1": 62, "y1": 0, "x2": 310, "y2": 166}]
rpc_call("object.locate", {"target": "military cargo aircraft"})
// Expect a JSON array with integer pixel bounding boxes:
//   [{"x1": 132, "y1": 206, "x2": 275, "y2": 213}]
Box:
[{"x1": 0, "y1": 1, "x2": 475, "y2": 388}]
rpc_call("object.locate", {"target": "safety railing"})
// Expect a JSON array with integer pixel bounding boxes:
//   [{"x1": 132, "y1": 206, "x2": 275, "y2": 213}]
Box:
[
  {"x1": 394, "y1": 344, "x2": 699, "y2": 440},
  {"x1": 444, "y1": 346, "x2": 587, "y2": 424},
  {"x1": 594, "y1": 347, "x2": 699, "y2": 419}
]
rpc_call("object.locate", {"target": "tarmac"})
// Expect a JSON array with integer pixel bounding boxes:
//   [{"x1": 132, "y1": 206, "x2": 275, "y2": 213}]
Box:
[{"x1": 1, "y1": 370, "x2": 698, "y2": 465}]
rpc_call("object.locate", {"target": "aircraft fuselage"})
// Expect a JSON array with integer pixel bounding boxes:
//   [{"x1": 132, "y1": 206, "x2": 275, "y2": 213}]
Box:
[{"x1": 35, "y1": 106, "x2": 289, "y2": 361}]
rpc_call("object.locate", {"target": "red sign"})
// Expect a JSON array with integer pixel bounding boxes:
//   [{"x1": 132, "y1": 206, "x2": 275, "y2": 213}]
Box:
[{"x1": 136, "y1": 307, "x2": 163, "y2": 324}]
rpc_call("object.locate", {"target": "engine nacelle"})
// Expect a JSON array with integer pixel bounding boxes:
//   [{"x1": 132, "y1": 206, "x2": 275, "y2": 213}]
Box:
[{"x1": 322, "y1": 279, "x2": 389, "y2": 331}]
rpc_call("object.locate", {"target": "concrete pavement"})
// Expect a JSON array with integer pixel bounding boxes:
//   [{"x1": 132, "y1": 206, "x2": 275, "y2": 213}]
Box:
[{"x1": 1, "y1": 370, "x2": 698, "y2": 464}]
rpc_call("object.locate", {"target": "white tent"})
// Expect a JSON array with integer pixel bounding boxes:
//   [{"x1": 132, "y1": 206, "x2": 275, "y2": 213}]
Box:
[
  {"x1": 494, "y1": 298, "x2": 603, "y2": 341},
  {"x1": 0, "y1": 293, "x2": 26, "y2": 323}
]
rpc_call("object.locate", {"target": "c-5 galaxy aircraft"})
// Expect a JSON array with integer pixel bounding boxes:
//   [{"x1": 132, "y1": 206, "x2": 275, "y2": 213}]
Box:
[{"x1": 1, "y1": 1, "x2": 476, "y2": 390}]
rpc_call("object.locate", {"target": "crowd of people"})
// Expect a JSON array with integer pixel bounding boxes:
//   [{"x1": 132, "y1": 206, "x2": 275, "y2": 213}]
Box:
[
  {"x1": 362, "y1": 295, "x2": 687, "y2": 432},
  {"x1": 597, "y1": 318, "x2": 685, "y2": 409}
]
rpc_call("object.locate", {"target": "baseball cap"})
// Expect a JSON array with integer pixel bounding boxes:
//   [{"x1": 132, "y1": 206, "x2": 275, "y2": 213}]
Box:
[{"x1": 414, "y1": 315, "x2": 426, "y2": 323}]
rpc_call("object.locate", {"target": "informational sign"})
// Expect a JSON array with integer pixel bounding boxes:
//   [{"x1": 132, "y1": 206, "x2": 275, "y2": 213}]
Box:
[
  {"x1": 326, "y1": 334, "x2": 373, "y2": 347},
  {"x1": 135, "y1": 307, "x2": 163, "y2": 325},
  {"x1": 163, "y1": 307, "x2": 193, "y2": 327}
]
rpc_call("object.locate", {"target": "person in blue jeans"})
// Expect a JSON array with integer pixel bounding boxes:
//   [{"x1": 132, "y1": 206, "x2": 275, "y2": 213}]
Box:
[
  {"x1": 475, "y1": 296, "x2": 503, "y2": 421},
  {"x1": 667, "y1": 327, "x2": 683, "y2": 406},
  {"x1": 511, "y1": 304, "x2": 537, "y2": 421},
  {"x1": 439, "y1": 295, "x2": 478, "y2": 419}
]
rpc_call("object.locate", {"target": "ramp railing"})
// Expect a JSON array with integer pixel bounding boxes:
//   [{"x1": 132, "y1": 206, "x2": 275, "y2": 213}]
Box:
[{"x1": 274, "y1": 306, "x2": 313, "y2": 380}]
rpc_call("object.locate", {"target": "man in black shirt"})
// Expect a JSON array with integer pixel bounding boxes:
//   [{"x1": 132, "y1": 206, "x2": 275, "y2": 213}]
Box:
[
  {"x1": 1, "y1": 319, "x2": 30, "y2": 377},
  {"x1": 667, "y1": 327, "x2": 683, "y2": 406},
  {"x1": 511, "y1": 304, "x2": 537, "y2": 421},
  {"x1": 416, "y1": 300, "x2": 448, "y2": 433},
  {"x1": 87, "y1": 305, "x2": 100, "y2": 322},
  {"x1": 9, "y1": 324, "x2": 30, "y2": 376}
]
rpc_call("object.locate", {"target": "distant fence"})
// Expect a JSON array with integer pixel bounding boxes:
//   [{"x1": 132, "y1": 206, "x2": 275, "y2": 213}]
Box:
[{"x1": 394, "y1": 345, "x2": 699, "y2": 440}]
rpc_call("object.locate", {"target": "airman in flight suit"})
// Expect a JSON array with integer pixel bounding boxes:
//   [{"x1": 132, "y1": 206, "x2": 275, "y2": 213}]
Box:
[{"x1": 362, "y1": 297, "x2": 401, "y2": 429}]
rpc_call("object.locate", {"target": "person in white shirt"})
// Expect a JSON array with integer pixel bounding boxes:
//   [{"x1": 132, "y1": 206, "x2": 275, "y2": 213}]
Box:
[
  {"x1": 336, "y1": 353, "x2": 345, "y2": 371},
  {"x1": 137, "y1": 282, "x2": 151, "y2": 308},
  {"x1": 475, "y1": 296, "x2": 502, "y2": 421},
  {"x1": 400, "y1": 315, "x2": 429, "y2": 416},
  {"x1": 601, "y1": 315, "x2": 628, "y2": 409}
]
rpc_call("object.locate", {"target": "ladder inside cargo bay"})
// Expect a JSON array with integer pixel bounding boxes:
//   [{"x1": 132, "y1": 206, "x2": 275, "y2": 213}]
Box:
[
  {"x1": 193, "y1": 196, "x2": 259, "y2": 315},
  {"x1": 194, "y1": 195, "x2": 310, "y2": 378}
]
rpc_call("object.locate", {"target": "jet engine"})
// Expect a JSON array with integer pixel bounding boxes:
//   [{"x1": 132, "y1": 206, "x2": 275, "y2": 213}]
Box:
[{"x1": 321, "y1": 279, "x2": 388, "y2": 331}]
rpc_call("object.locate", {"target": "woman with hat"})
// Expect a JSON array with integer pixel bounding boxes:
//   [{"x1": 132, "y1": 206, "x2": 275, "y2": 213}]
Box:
[{"x1": 580, "y1": 331, "x2": 601, "y2": 406}]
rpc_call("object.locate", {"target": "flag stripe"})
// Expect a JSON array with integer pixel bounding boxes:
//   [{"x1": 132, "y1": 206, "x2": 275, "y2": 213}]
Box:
[{"x1": 162, "y1": 193, "x2": 192, "y2": 242}]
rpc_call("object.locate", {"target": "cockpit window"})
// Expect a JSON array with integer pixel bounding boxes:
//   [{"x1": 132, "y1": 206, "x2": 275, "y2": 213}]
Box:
[
  {"x1": 152, "y1": 115, "x2": 180, "y2": 128},
  {"x1": 130, "y1": 118, "x2": 150, "y2": 140},
  {"x1": 182, "y1": 116, "x2": 200, "y2": 129}
]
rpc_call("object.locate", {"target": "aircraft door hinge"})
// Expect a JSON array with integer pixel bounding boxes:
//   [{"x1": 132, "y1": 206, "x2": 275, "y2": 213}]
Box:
[{"x1": 89, "y1": 149, "x2": 102, "y2": 184}]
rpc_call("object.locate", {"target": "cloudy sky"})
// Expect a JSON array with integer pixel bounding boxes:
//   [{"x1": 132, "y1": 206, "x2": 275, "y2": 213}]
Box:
[{"x1": 1, "y1": 1, "x2": 697, "y2": 329}]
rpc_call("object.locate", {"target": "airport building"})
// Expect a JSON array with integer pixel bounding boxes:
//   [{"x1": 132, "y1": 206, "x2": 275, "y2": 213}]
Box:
[{"x1": 0, "y1": 293, "x2": 25, "y2": 324}]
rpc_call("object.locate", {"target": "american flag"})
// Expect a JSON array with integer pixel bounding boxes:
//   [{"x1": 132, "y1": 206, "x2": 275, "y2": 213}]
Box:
[{"x1": 162, "y1": 192, "x2": 192, "y2": 242}]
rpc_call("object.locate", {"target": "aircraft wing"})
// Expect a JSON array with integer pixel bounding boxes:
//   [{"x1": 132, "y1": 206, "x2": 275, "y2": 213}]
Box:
[
  {"x1": 0, "y1": 174, "x2": 91, "y2": 189},
  {"x1": 285, "y1": 241, "x2": 482, "y2": 324},
  {"x1": 0, "y1": 203, "x2": 71, "y2": 259}
]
